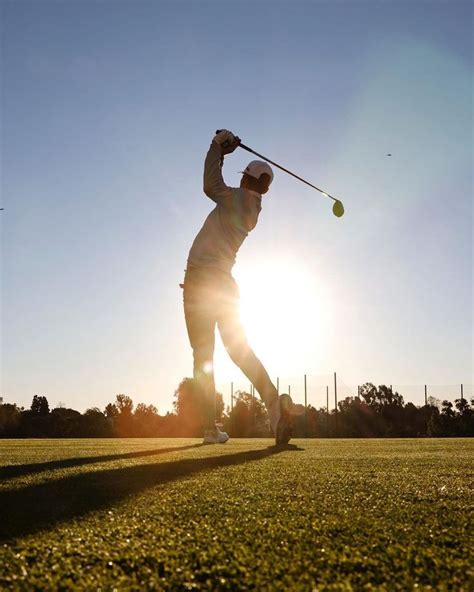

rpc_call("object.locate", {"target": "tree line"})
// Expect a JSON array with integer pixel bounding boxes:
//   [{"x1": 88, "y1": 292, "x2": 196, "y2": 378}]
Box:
[{"x1": 0, "y1": 381, "x2": 472, "y2": 438}]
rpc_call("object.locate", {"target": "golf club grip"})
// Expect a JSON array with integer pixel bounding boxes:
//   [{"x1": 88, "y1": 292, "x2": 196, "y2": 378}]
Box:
[
  {"x1": 214, "y1": 129, "x2": 241, "y2": 150},
  {"x1": 215, "y1": 130, "x2": 246, "y2": 148}
]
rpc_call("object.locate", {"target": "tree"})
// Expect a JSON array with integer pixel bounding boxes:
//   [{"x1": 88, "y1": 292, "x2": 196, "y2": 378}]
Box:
[
  {"x1": 114, "y1": 394, "x2": 135, "y2": 437},
  {"x1": 454, "y1": 398, "x2": 470, "y2": 415},
  {"x1": 134, "y1": 403, "x2": 160, "y2": 437},
  {"x1": 82, "y1": 408, "x2": 111, "y2": 437},
  {"x1": 441, "y1": 400, "x2": 454, "y2": 418},
  {"x1": 115, "y1": 394, "x2": 133, "y2": 414},
  {"x1": 49, "y1": 407, "x2": 82, "y2": 437},
  {"x1": 335, "y1": 396, "x2": 376, "y2": 437},
  {"x1": 360, "y1": 383, "x2": 378, "y2": 407},
  {"x1": 291, "y1": 403, "x2": 311, "y2": 438},
  {"x1": 30, "y1": 395, "x2": 50, "y2": 416},
  {"x1": 0, "y1": 403, "x2": 21, "y2": 437},
  {"x1": 453, "y1": 398, "x2": 474, "y2": 437},
  {"x1": 135, "y1": 402, "x2": 158, "y2": 416},
  {"x1": 105, "y1": 403, "x2": 118, "y2": 419},
  {"x1": 225, "y1": 391, "x2": 269, "y2": 437},
  {"x1": 427, "y1": 408, "x2": 443, "y2": 437},
  {"x1": 427, "y1": 396, "x2": 442, "y2": 410}
]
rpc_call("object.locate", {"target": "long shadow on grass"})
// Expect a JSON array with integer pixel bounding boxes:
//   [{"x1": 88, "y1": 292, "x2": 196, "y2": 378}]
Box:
[
  {"x1": 0, "y1": 444, "x2": 203, "y2": 479},
  {"x1": 0, "y1": 444, "x2": 301, "y2": 541}
]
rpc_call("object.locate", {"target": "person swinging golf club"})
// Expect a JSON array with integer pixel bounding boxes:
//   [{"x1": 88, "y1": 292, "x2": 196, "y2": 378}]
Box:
[{"x1": 183, "y1": 129, "x2": 293, "y2": 445}]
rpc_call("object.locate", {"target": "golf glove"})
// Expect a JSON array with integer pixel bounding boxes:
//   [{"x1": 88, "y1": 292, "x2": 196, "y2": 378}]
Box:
[
  {"x1": 213, "y1": 129, "x2": 236, "y2": 145},
  {"x1": 213, "y1": 129, "x2": 240, "y2": 156}
]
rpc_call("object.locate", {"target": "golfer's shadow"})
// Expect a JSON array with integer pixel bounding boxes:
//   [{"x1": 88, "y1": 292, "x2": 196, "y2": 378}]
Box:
[
  {"x1": 0, "y1": 443, "x2": 302, "y2": 541},
  {"x1": 0, "y1": 443, "x2": 204, "y2": 480}
]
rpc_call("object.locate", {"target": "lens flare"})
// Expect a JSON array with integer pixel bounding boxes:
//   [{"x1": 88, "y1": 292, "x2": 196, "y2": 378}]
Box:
[{"x1": 203, "y1": 361, "x2": 213, "y2": 374}]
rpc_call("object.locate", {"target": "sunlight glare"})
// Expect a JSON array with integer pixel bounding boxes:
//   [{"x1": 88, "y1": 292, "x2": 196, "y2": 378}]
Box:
[{"x1": 212, "y1": 258, "x2": 333, "y2": 382}]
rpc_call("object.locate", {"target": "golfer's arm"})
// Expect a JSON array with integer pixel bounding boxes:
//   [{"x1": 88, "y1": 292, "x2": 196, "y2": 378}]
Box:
[{"x1": 203, "y1": 142, "x2": 232, "y2": 205}]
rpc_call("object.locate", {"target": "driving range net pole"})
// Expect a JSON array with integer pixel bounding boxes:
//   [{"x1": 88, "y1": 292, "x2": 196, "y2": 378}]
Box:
[
  {"x1": 334, "y1": 372, "x2": 338, "y2": 437},
  {"x1": 304, "y1": 374, "x2": 308, "y2": 438},
  {"x1": 326, "y1": 386, "x2": 329, "y2": 436}
]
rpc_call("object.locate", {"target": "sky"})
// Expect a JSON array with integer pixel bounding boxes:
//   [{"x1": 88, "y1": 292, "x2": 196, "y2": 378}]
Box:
[{"x1": 1, "y1": 0, "x2": 472, "y2": 414}]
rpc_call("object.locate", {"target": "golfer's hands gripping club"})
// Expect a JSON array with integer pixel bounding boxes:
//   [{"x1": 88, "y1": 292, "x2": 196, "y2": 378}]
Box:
[{"x1": 213, "y1": 129, "x2": 241, "y2": 156}]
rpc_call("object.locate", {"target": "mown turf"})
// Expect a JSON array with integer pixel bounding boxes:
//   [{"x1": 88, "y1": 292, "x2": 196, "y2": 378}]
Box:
[{"x1": 0, "y1": 439, "x2": 472, "y2": 591}]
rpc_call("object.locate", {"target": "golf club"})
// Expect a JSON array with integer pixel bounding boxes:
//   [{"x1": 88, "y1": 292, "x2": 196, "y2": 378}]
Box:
[{"x1": 216, "y1": 130, "x2": 345, "y2": 217}]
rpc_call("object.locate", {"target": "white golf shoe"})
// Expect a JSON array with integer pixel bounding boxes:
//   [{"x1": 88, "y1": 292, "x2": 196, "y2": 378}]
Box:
[{"x1": 202, "y1": 426, "x2": 230, "y2": 444}]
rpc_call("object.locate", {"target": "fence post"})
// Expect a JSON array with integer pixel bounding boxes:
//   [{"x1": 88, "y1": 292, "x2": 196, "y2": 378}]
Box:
[
  {"x1": 250, "y1": 384, "x2": 256, "y2": 431},
  {"x1": 334, "y1": 372, "x2": 338, "y2": 437},
  {"x1": 304, "y1": 374, "x2": 308, "y2": 437},
  {"x1": 424, "y1": 385, "x2": 427, "y2": 406},
  {"x1": 326, "y1": 385, "x2": 329, "y2": 436}
]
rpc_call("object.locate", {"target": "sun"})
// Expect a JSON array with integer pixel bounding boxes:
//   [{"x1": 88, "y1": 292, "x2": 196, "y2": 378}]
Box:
[{"x1": 213, "y1": 257, "x2": 332, "y2": 386}]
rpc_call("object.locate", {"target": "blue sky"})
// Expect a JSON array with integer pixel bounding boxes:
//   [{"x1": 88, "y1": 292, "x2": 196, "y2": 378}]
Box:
[{"x1": 1, "y1": 1, "x2": 472, "y2": 413}]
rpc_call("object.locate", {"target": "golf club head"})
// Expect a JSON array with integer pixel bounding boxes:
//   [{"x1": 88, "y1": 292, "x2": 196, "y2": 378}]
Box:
[{"x1": 333, "y1": 200, "x2": 344, "y2": 217}]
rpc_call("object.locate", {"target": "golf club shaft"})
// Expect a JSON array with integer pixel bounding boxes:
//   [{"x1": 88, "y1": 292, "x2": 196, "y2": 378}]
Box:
[
  {"x1": 239, "y1": 143, "x2": 339, "y2": 203},
  {"x1": 215, "y1": 130, "x2": 339, "y2": 203}
]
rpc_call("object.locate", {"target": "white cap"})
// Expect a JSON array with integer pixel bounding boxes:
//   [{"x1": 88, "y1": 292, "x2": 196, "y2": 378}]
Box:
[{"x1": 239, "y1": 160, "x2": 274, "y2": 185}]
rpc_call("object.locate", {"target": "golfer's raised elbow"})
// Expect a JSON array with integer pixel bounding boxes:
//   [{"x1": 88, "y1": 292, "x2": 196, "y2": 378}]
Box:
[
  {"x1": 203, "y1": 183, "x2": 230, "y2": 202},
  {"x1": 203, "y1": 183, "x2": 214, "y2": 198}
]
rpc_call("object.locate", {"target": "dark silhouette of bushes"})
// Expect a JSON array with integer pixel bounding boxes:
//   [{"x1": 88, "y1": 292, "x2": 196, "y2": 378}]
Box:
[{"x1": 0, "y1": 381, "x2": 472, "y2": 438}]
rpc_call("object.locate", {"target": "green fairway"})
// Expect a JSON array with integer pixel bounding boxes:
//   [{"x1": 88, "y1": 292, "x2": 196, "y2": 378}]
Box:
[{"x1": 0, "y1": 439, "x2": 472, "y2": 590}]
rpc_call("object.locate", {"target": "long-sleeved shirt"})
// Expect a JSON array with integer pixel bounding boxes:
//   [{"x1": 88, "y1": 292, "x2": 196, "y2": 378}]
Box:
[{"x1": 186, "y1": 142, "x2": 262, "y2": 274}]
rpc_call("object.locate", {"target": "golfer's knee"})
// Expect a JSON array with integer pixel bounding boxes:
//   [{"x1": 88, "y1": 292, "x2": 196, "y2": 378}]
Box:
[{"x1": 193, "y1": 350, "x2": 214, "y2": 378}]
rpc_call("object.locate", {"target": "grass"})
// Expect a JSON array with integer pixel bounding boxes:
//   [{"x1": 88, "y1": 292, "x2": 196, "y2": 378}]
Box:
[{"x1": 0, "y1": 439, "x2": 472, "y2": 591}]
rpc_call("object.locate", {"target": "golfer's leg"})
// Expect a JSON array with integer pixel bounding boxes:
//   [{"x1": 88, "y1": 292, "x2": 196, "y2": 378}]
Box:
[
  {"x1": 217, "y1": 283, "x2": 278, "y2": 405},
  {"x1": 183, "y1": 284, "x2": 217, "y2": 431}
]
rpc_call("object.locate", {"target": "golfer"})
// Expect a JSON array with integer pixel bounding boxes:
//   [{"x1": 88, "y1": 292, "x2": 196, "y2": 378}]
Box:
[{"x1": 183, "y1": 129, "x2": 292, "y2": 445}]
